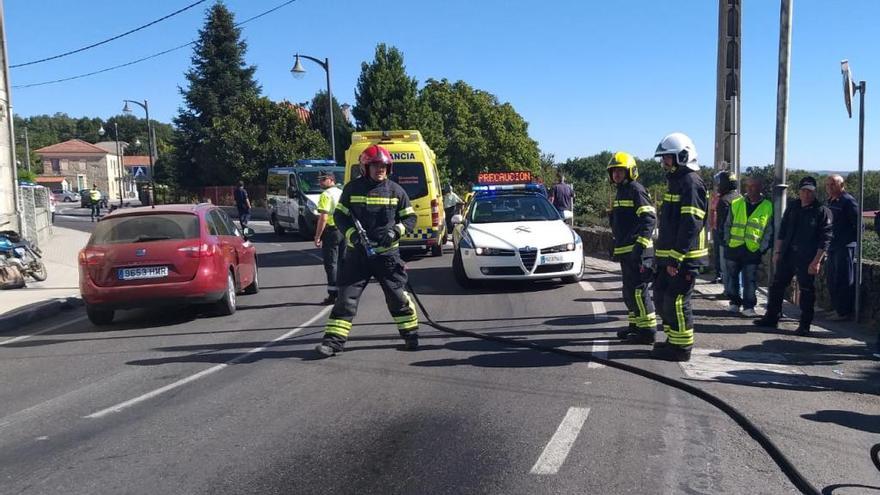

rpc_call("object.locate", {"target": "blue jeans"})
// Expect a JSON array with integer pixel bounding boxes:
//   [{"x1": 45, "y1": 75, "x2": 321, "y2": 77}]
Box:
[{"x1": 724, "y1": 259, "x2": 758, "y2": 309}]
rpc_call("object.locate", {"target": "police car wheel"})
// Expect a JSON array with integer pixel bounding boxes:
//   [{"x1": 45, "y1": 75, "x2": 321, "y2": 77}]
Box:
[
  {"x1": 453, "y1": 250, "x2": 477, "y2": 288},
  {"x1": 431, "y1": 243, "x2": 443, "y2": 257}
]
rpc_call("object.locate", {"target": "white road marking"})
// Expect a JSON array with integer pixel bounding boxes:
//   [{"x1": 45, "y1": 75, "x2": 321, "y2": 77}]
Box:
[
  {"x1": 588, "y1": 342, "x2": 608, "y2": 369},
  {"x1": 590, "y1": 301, "x2": 607, "y2": 321},
  {"x1": 84, "y1": 306, "x2": 332, "y2": 419},
  {"x1": 578, "y1": 280, "x2": 595, "y2": 292},
  {"x1": 0, "y1": 315, "x2": 87, "y2": 346},
  {"x1": 679, "y1": 348, "x2": 807, "y2": 385},
  {"x1": 530, "y1": 406, "x2": 591, "y2": 475}
]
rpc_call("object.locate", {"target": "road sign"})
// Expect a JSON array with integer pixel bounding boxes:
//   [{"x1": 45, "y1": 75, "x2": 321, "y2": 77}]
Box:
[{"x1": 132, "y1": 166, "x2": 146, "y2": 178}]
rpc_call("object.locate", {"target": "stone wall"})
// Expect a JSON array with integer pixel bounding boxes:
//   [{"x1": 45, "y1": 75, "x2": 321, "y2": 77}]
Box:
[
  {"x1": 17, "y1": 186, "x2": 52, "y2": 247},
  {"x1": 573, "y1": 225, "x2": 880, "y2": 326}
]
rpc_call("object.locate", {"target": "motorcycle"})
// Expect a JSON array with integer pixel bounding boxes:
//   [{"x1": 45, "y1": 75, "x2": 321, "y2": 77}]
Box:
[{"x1": 0, "y1": 230, "x2": 47, "y2": 283}]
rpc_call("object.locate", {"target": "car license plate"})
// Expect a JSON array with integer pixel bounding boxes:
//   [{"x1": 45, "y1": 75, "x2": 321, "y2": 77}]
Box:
[
  {"x1": 118, "y1": 266, "x2": 168, "y2": 280},
  {"x1": 541, "y1": 254, "x2": 564, "y2": 264}
]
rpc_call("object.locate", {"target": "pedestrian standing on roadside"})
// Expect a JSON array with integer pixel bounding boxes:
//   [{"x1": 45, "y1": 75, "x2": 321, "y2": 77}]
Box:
[
  {"x1": 824, "y1": 175, "x2": 859, "y2": 321},
  {"x1": 722, "y1": 177, "x2": 774, "y2": 317},
  {"x1": 314, "y1": 171, "x2": 345, "y2": 305},
  {"x1": 549, "y1": 172, "x2": 575, "y2": 225},
  {"x1": 714, "y1": 170, "x2": 741, "y2": 295},
  {"x1": 442, "y1": 184, "x2": 464, "y2": 233},
  {"x1": 754, "y1": 177, "x2": 833, "y2": 336},
  {"x1": 89, "y1": 184, "x2": 102, "y2": 222},
  {"x1": 234, "y1": 181, "x2": 251, "y2": 230}
]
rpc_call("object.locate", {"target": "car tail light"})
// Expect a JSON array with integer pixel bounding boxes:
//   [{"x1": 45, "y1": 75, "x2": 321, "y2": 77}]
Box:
[
  {"x1": 78, "y1": 249, "x2": 106, "y2": 266},
  {"x1": 431, "y1": 199, "x2": 440, "y2": 227},
  {"x1": 178, "y1": 243, "x2": 217, "y2": 258}
]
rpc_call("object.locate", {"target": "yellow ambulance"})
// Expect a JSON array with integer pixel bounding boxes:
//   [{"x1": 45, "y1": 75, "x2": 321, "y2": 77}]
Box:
[{"x1": 344, "y1": 130, "x2": 446, "y2": 256}]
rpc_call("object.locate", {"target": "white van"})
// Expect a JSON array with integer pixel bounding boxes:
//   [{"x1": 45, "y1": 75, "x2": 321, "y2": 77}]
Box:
[{"x1": 267, "y1": 160, "x2": 344, "y2": 237}]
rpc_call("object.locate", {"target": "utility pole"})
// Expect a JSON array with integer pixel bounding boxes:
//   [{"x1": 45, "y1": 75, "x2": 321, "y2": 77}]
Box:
[
  {"x1": 771, "y1": 0, "x2": 793, "y2": 281},
  {"x1": 714, "y1": 0, "x2": 742, "y2": 175},
  {"x1": 0, "y1": 0, "x2": 20, "y2": 233}
]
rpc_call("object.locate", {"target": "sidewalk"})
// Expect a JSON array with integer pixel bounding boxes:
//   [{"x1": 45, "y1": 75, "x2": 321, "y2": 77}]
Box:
[
  {"x1": 0, "y1": 227, "x2": 90, "y2": 332},
  {"x1": 55, "y1": 199, "x2": 142, "y2": 218}
]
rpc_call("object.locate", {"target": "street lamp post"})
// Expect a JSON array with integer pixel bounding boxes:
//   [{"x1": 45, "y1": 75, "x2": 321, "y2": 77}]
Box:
[
  {"x1": 22, "y1": 126, "x2": 30, "y2": 174},
  {"x1": 123, "y1": 99, "x2": 156, "y2": 207},
  {"x1": 841, "y1": 60, "x2": 867, "y2": 322},
  {"x1": 99, "y1": 122, "x2": 125, "y2": 209},
  {"x1": 291, "y1": 53, "x2": 336, "y2": 162}
]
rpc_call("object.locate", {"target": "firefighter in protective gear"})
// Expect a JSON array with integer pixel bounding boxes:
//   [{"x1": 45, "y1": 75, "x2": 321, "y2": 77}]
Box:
[
  {"x1": 652, "y1": 133, "x2": 708, "y2": 362},
  {"x1": 315, "y1": 145, "x2": 420, "y2": 357},
  {"x1": 607, "y1": 152, "x2": 657, "y2": 344}
]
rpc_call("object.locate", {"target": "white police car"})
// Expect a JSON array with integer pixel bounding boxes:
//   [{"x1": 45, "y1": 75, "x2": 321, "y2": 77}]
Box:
[{"x1": 451, "y1": 182, "x2": 584, "y2": 287}]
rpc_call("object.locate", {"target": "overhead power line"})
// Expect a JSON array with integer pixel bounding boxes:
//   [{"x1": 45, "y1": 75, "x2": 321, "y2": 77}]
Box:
[
  {"x1": 10, "y1": 0, "x2": 210, "y2": 69},
  {"x1": 12, "y1": 0, "x2": 299, "y2": 89}
]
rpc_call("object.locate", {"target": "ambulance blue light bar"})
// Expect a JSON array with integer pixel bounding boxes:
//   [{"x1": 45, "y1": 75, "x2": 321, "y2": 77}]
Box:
[{"x1": 472, "y1": 184, "x2": 542, "y2": 192}]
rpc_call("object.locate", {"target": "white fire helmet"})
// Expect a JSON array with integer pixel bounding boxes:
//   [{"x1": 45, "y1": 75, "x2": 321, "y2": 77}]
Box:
[{"x1": 654, "y1": 132, "x2": 699, "y2": 171}]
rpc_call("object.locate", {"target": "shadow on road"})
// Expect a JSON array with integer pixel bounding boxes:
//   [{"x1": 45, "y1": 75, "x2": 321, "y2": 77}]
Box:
[{"x1": 801, "y1": 410, "x2": 880, "y2": 434}]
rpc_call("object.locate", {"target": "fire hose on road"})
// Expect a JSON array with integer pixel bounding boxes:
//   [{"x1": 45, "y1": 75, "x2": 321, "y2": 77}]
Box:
[{"x1": 406, "y1": 282, "x2": 880, "y2": 495}]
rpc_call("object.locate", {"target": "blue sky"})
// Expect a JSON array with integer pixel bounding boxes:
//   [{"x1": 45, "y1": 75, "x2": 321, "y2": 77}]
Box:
[{"x1": 6, "y1": 0, "x2": 878, "y2": 171}]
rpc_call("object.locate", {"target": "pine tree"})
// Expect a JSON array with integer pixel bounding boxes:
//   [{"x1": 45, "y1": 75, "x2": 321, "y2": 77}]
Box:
[
  {"x1": 353, "y1": 44, "x2": 421, "y2": 131},
  {"x1": 174, "y1": 2, "x2": 260, "y2": 187}
]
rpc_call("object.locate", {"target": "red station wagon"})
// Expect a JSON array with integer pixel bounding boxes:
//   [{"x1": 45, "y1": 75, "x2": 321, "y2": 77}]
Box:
[{"x1": 78, "y1": 204, "x2": 259, "y2": 325}]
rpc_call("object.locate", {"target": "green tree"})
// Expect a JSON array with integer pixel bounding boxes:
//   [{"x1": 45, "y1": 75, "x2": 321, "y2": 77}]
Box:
[
  {"x1": 174, "y1": 2, "x2": 260, "y2": 188},
  {"x1": 418, "y1": 78, "x2": 540, "y2": 186},
  {"x1": 353, "y1": 44, "x2": 422, "y2": 131},
  {"x1": 309, "y1": 91, "x2": 355, "y2": 164},
  {"x1": 209, "y1": 95, "x2": 329, "y2": 184}
]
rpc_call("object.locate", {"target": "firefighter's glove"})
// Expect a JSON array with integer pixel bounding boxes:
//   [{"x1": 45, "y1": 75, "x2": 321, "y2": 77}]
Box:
[{"x1": 378, "y1": 227, "x2": 399, "y2": 248}]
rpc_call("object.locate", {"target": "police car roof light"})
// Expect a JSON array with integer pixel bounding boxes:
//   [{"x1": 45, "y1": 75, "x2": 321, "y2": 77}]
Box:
[{"x1": 295, "y1": 159, "x2": 337, "y2": 167}]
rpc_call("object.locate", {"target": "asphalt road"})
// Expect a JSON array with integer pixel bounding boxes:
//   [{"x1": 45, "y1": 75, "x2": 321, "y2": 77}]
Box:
[{"x1": 1, "y1": 223, "x2": 876, "y2": 494}]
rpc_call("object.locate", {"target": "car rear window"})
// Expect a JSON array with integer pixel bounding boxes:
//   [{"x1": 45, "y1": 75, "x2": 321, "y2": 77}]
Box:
[
  {"x1": 349, "y1": 163, "x2": 429, "y2": 199},
  {"x1": 89, "y1": 213, "x2": 201, "y2": 245}
]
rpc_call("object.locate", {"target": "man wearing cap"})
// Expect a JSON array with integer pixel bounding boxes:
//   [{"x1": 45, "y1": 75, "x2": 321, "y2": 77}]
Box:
[
  {"x1": 755, "y1": 176, "x2": 833, "y2": 335},
  {"x1": 314, "y1": 171, "x2": 344, "y2": 305},
  {"x1": 824, "y1": 175, "x2": 859, "y2": 321}
]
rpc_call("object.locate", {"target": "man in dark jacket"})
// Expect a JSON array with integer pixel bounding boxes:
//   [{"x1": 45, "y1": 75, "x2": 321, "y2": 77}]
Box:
[
  {"x1": 652, "y1": 133, "x2": 708, "y2": 362},
  {"x1": 315, "y1": 145, "x2": 420, "y2": 357},
  {"x1": 824, "y1": 175, "x2": 859, "y2": 320},
  {"x1": 755, "y1": 176, "x2": 833, "y2": 335},
  {"x1": 607, "y1": 151, "x2": 657, "y2": 344}
]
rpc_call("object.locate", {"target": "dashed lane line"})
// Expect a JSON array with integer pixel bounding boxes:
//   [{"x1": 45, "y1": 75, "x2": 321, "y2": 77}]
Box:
[
  {"x1": 0, "y1": 315, "x2": 87, "y2": 346},
  {"x1": 587, "y1": 342, "x2": 609, "y2": 369},
  {"x1": 84, "y1": 306, "x2": 331, "y2": 419},
  {"x1": 530, "y1": 406, "x2": 591, "y2": 475},
  {"x1": 578, "y1": 280, "x2": 595, "y2": 292}
]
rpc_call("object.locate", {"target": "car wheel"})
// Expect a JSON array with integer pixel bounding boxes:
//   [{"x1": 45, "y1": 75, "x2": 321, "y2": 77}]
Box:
[
  {"x1": 63, "y1": 197, "x2": 72, "y2": 203},
  {"x1": 215, "y1": 271, "x2": 237, "y2": 316},
  {"x1": 86, "y1": 305, "x2": 115, "y2": 325},
  {"x1": 562, "y1": 259, "x2": 585, "y2": 284},
  {"x1": 431, "y1": 243, "x2": 443, "y2": 257},
  {"x1": 272, "y1": 216, "x2": 285, "y2": 236},
  {"x1": 453, "y1": 250, "x2": 477, "y2": 288},
  {"x1": 243, "y1": 266, "x2": 260, "y2": 294}
]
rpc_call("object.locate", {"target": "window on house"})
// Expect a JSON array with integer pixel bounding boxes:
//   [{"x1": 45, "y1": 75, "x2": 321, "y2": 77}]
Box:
[{"x1": 51, "y1": 159, "x2": 60, "y2": 173}]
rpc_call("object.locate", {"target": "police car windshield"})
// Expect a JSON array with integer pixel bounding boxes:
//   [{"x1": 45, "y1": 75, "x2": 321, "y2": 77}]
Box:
[
  {"x1": 298, "y1": 170, "x2": 345, "y2": 194},
  {"x1": 469, "y1": 194, "x2": 560, "y2": 223}
]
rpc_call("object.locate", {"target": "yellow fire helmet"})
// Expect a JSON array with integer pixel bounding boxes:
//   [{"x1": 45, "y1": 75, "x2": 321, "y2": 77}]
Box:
[{"x1": 607, "y1": 151, "x2": 638, "y2": 182}]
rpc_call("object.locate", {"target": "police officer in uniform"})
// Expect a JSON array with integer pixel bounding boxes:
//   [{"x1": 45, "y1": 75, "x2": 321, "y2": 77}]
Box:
[
  {"x1": 314, "y1": 171, "x2": 344, "y2": 305},
  {"x1": 316, "y1": 145, "x2": 420, "y2": 357},
  {"x1": 754, "y1": 176, "x2": 832, "y2": 335},
  {"x1": 607, "y1": 152, "x2": 658, "y2": 344},
  {"x1": 652, "y1": 133, "x2": 708, "y2": 362}
]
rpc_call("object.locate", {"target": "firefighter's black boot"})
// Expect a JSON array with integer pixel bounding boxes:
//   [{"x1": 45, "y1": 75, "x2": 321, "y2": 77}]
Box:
[
  {"x1": 626, "y1": 330, "x2": 655, "y2": 345},
  {"x1": 315, "y1": 340, "x2": 342, "y2": 358},
  {"x1": 401, "y1": 332, "x2": 419, "y2": 351},
  {"x1": 617, "y1": 324, "x2": 638, "y2": 340},
  {"x1": 652, "y1": 343, "x2": 692, "y2": 362}
]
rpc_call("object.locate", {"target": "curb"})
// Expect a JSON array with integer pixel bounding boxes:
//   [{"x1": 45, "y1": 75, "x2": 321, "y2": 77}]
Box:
[{"x1": 0, "y1": 296, "x2": 84, "y2": 333}]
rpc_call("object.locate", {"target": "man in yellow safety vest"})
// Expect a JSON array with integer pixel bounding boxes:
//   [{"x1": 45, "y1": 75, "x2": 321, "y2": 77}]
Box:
[{"x1": 722, "y1": 177, "x2": 774, "y2": 317}]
